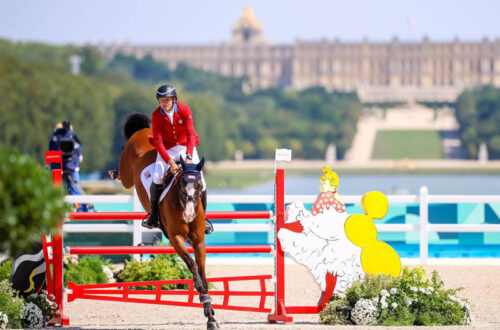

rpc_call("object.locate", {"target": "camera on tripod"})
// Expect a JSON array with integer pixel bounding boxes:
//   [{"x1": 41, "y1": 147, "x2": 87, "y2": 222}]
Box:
[{"x1": 59, "y1": 137, "x2": 75, "y2": 160}]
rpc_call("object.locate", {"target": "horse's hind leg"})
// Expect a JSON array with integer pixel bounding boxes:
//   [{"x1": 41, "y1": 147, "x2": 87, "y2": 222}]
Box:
[{"x1": 169, "y1": 234, "x2": 218, "y2": 330}]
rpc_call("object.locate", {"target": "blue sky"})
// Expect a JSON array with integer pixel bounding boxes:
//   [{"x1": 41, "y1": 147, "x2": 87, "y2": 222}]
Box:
[{"x1": 1, "y1": 0, "x2": 499, "y2": 45}]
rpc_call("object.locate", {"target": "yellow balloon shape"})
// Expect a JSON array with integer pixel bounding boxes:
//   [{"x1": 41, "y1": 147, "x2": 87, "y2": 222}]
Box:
[
  {"x1": 361, "y1": 191, "x2": 389, "y2": 219},
  {"x1": 345, "y1": 214, "x2": 377, "y2": 246},
  {"x1": 345, "y1": 191, "x2": 402, "y2": 277},
  {"x1": 361, "y1": 241, "x2": 402, "y2": 277}
]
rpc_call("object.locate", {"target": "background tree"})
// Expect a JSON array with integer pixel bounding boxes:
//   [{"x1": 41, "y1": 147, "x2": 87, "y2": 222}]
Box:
[
  {"x1": 455, "y1": 86, "x2": 500, "y2": 159},
  {"x1": 0, "y1": 147, "x2": 68, "y2": 256}
]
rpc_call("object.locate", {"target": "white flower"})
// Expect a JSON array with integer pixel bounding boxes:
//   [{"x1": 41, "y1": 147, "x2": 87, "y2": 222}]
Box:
[
  {"x1": 405, "y1": 298, "x2": 413, "y2": 306},
  {"x1": 390, "y1": 288, "x2": 397, "y2": 294},
  {"x1": 0, "y1": 312, "x2": 8, "y2": 329},
  {"x1": 419, "y1": 287, "x2": 426, "y2": 293},
  {"x1": 381, "y1": 301, "x2": 388, "y2": 309},
  {"x1": 410, "y1": 286, "x2": 418, "y2": 292},
  {"x1": 23, "y1": 302, "x2": 44, "y2": 328},
  {"x1": 372, "y1": 297, "x2": 379, "y2": 303},
  {"x1": 391, "y1": 302, "x2": 398, "y2": 308},
  {"x1": 464, "y1": 303, "x2": 474, "y2": 325},
  {"x1": 351, "y1": 299, "x2": 378, "y2": 325},
  {"x1": 426, "y1": 286, "x2": 434, "y2": 292},
  {"x1": 449, "y1": 295, "x2": 466, "y2": 306},
  {"x1": 414, "y1": 297, "x2": 418, "y2": 302},
  {"x1": 102, "y1": 265, "x2": 116, "y2": 283},
  {"x1": 380, "y1": 289, "x2": 390, "y2": 297}
]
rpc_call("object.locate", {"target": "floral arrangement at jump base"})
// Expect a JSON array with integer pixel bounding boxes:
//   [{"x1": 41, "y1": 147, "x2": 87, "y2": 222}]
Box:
[
  {"x1": 0, "y1": 278, "x2": 59, "y2": 329},
  {"x1": 63, "y1": 254, "x2": 114, "y2": 286},
  {"x1": 319, "y1": 266, "x2": 473, "y2": 326}
]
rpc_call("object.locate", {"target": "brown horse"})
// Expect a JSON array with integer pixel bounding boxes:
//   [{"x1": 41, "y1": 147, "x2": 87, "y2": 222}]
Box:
[{"x1": 118, "y1": 113, "x2": 218, "y2": 330}]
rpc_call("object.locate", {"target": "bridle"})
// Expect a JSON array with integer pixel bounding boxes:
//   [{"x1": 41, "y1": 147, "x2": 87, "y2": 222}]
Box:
[{"x1": 177, "y1": 170, "x2": 203, "y2": 208}]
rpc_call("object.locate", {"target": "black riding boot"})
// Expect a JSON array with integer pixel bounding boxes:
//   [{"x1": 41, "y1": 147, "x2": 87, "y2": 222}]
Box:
[
  {"x1": 201, "y1": 190, "x2": 214, "y2": 234},
  {"x1": 142, "y1": 183, "x2": 162, "y2": 229}
]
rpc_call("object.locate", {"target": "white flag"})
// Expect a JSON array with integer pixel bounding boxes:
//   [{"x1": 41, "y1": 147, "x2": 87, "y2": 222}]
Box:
[{"x1": 275, "y1": 149, "x2": 292, "y2": 162}]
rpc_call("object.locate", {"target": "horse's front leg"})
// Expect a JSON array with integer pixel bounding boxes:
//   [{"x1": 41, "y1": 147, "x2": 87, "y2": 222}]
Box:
[
  {"x1": 191, "y1": 237, "x2": 217, "y2": 325},
  {"x1": 169, "y1": 234, "x2": 218, "y2": 330}
]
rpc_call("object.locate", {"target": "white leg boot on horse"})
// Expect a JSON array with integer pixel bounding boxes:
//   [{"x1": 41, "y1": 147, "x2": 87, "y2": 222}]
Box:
[
  {"x1": 202, "y1": 190, "x2": 214, "y2": 234},
  {"x1": 142, "y1": 183, "x2": 162, "y2": 229}
]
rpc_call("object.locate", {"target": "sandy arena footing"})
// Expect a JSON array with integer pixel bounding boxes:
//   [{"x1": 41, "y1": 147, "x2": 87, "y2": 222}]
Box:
[{"x1": 63, "y1": 264, "x2": 500, "y2": 329}]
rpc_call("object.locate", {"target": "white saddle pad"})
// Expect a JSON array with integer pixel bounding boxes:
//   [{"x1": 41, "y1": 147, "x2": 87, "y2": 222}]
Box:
[{"x1": 140, "y1": 164, "x2": 175, "y2": 203}]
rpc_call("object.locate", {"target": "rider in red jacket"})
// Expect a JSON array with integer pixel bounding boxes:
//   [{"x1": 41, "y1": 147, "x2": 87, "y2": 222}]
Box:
[{"x1": 142, "y1": 84, "x2": 214, "y2": 234}]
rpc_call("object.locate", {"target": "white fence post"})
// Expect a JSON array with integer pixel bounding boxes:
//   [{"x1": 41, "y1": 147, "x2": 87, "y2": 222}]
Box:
[
  {"x1": 419, "y1": 186, "x2": 429, "y2": 265},
  {"x1": 132, "y1": 189, "x2": 143, "y2": 260}
]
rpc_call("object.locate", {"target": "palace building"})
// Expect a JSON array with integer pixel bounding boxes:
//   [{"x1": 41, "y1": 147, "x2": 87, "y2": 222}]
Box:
[{"x1": 96, "y1": 5, "x2": 500, "y2": 102}]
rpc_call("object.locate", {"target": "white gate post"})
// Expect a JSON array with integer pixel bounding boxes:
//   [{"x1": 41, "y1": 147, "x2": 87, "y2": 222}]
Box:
[
  {"x1": 132, "y1": 189, "x2": 143, "y2": 260},
  {"x1": 419, "y1": 186, "x2": 429, "y2": 265}
]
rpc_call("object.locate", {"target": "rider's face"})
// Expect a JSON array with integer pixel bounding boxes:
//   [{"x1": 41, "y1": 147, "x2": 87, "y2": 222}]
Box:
[{"x1": 158, "y1": 97, "x2": 175, "y2": 112}]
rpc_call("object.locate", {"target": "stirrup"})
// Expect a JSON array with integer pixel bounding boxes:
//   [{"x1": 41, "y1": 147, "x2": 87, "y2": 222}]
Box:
[
  {"x1": 142, "y1": 213, "x2": 157, "y2": 229},
  {"x1": 205, "y1": 218, "x2": 214, "y2": 235}
]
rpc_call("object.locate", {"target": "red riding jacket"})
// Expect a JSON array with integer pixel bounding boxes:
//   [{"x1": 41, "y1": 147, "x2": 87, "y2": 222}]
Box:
[{"x1": 151, "y1": 102, "x2": 199, "y2": 162}]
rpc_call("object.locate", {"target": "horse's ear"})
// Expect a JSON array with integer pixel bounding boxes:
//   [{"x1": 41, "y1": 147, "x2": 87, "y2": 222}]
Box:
[
  {"x1": 196, "y1": 157, "x2": 205, "y2": 171},
  {"x1": 179, "y1": 155, "x2": 187, "y2": 170}
]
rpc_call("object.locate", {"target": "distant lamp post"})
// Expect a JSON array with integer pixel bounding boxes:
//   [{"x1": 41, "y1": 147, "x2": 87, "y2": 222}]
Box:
[
  {"x1": 235, "y1": 149, "x2": 244, "y2": 162},
  {"x1": 325, "y1": 144, "x2": 337, "y2": 163},
  {"x1": 69, "y1": 55, "x2": 82, "y2": 75},
  {"x1": 478, "y1": 142, "x2": 488, "y2": 163}
]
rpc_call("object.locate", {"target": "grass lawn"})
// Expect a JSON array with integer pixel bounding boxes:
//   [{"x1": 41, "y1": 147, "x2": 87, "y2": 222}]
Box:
[{"x1": 372, "y1": 130, "x2": 444, "y2": 159}]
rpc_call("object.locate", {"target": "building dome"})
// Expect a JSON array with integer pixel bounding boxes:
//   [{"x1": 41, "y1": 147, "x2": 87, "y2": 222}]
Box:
[{"x1": 232, "y1": 5, "x2": 264, "y2": 44}]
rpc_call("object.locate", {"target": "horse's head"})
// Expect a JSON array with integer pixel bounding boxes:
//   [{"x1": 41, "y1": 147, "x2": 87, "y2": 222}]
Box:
[{"x1": 178, "y1": 156, "x2": 205, "y2": 223}]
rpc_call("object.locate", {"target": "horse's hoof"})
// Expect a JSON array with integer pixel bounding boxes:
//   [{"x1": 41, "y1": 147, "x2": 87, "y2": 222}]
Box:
[{"x1": 207, "y1": 321, "x2": 219, "y2": 330}]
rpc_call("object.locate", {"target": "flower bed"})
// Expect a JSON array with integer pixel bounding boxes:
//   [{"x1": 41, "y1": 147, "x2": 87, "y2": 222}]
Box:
[{"x1": 320, "y1": 266, "x2": 472, "y2": 326}]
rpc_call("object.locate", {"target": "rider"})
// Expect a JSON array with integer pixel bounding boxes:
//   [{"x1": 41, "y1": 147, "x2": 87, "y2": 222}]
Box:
[{"x1": 142, "y1": 84, "x2": 214, "y2": 234}]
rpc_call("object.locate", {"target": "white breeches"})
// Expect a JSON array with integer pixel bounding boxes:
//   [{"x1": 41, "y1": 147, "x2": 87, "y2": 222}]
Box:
[{"x1": 153, "y1": 145, "x2": 206, "y2": 190}]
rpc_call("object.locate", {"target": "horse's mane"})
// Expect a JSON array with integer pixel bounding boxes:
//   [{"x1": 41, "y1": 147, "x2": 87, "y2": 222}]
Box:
[{"x1": 123, "y1": 113, "x2": 151, "y2": 140}]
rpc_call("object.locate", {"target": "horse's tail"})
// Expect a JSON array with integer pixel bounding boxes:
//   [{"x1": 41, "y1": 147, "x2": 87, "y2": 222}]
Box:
[{"x1": 123, "y1": 113, "x2": 151, "y2": 140}]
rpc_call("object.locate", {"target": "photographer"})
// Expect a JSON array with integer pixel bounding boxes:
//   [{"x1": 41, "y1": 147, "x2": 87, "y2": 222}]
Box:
[{"x1": 48, "y1": 120, "x2": 87, "y2": 212}]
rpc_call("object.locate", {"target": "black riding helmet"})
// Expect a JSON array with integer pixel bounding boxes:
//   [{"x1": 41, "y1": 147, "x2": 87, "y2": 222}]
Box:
[{"x1": 156, "y1": 84, "x2": 177, "y2": 100}]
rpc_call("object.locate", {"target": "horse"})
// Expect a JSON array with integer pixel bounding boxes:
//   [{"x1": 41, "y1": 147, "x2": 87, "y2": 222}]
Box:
[{"x1": 118, "y1": 113, "x2": 218, "y2": 330}]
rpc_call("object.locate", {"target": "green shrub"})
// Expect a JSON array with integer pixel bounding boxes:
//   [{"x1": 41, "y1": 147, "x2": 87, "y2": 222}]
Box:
[
  {"x1": 0, "y1": 279, "x2": 25, "y2": 328},
  {"x1": 319, "y1": 295, "x2": 353, "y2": 325},
  {"x1": 0, "y1": 147, "x2": 69, "y2": 256},
  {"x1": 0, "y1": 259, "x2": 12, "y2": 281},
  {"x1": 345, "y1": 272, "x2": 398, "y2": 307},
  {"x1": 118, "y1": 255, "x2": 192, "y2": 290},
  {"x1": 320, "y1": 267, "x2": 472, "y2": 326},
  {"x1": 63, "y1": 256, "x2": 112, "y2": 286}
]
